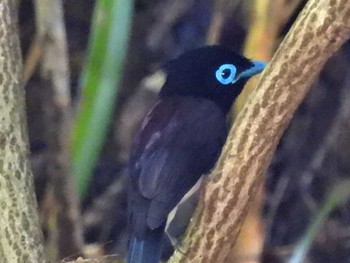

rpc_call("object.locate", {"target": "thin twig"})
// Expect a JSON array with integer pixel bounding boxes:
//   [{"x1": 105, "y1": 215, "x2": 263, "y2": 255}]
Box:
[{"x1": 23, "y1": 36, "x2": 45, "y2": 85}]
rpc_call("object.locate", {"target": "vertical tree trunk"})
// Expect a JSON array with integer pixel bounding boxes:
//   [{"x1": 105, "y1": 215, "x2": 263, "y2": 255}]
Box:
[{"x1": 0, "y1": 0, "x2": 47, "y2": 262}]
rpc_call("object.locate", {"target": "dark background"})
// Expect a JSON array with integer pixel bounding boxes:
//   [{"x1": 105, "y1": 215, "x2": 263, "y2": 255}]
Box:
[{"x1": 18, "y1": 0, "x2": 350, "y2": 262}]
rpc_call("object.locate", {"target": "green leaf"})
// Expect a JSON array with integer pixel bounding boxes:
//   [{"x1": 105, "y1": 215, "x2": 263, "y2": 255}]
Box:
[{"x1": 72, "y1": 0, "x2": 133, "y2": 197}]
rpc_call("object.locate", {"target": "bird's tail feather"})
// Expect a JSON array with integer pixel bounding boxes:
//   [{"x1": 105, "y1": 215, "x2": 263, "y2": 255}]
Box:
[{"x1": 127, "y1": 225, "x2": 165, "y2": 263}]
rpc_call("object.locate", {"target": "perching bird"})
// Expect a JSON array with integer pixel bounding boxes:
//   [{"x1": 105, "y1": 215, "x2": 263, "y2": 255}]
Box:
[{"x1": 127, "y1": 45, "x2": 266, "y2": 263}]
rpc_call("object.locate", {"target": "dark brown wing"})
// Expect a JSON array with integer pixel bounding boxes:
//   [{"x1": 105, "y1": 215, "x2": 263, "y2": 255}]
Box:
[{"x1": 129, "y1": 96, "x2": 227, "y2": 236}]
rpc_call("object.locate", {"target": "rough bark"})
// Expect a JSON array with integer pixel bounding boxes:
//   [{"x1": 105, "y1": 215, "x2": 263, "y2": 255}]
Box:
[
  {"x1": 0, "y1": 0, "x2": 47, "y2": 262},
  {"x1": 34, "y1": 0, "x2": 83, "y2": 259},
  {"x1": 230, "y1": 1, "x2": 302, "y2": 262},
  {"x1": 169, "y1": 0, "x2": 350, "y2": 262},
  {"x1": 263, "y1": 45, "x2": 350, "y2": 262}
]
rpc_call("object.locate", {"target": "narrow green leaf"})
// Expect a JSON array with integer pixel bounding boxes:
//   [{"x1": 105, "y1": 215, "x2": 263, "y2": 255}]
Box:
[
  {"x1": 288, "y1": 180, "x2": 350, "y2": 263},
  {"x1": 72, "y1": 0, "x2": 133, "y2": 197}
]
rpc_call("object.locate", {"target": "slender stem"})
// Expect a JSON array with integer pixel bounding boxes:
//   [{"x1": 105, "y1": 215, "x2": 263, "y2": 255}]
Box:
[{"x1": 34, "y1": 0, "x2": 83, "y2": 258}]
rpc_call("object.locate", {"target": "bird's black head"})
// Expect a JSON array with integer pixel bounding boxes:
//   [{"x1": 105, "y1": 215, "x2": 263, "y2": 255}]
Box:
[{"x1": 160, "y1": 45, "x2": 266, "y2": 113}]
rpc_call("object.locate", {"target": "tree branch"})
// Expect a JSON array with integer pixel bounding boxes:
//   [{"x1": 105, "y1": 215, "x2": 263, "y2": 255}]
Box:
[
  {"x1": 0, "y1": 0, "x2": 47, "y2": 261},
  {"x1": 169, "y1": 0, "x2": 350, "y2": 262},
  {"x1": 34, "y1": 0, "x2": 83, "y2": 259}
]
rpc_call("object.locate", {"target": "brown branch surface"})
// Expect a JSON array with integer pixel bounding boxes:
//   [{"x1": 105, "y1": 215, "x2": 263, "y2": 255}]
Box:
[
  {"x1": 230, "y1": 1, "x2": 302, "y2": 261},
  {"x1": 0, "y1": 0, "x2": 47, "y2": 262},
  {"x1": 34, "y1": 0, "x2": 83, "y2": 259},
  {"x1": 235, "y1": 0, "x2": 302, "y2": 112},
  {"x1": 169, "y1": 0, "x2": 350, "y2": 262}
]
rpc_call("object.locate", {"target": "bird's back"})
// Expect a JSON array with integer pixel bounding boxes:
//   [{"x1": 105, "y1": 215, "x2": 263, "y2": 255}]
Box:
[{"x1": 129, "y1": 96, "x2": 227, "y2": 238}]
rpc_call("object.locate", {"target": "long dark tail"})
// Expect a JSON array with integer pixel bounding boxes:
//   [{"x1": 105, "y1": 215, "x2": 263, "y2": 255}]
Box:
[{"x1": 127, "y1": 225, "x2": 165, "y2": 263}]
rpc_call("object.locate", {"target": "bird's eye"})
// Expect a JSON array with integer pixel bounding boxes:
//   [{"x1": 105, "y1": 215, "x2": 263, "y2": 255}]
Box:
[{"x1": 215, "y1": 64, "x2": 237, "y2": 85}]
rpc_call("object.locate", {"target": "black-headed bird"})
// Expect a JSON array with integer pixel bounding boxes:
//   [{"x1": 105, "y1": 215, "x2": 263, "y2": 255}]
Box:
[{"x1": 127, "y1": 46, "x2": 266, "y2": 263}]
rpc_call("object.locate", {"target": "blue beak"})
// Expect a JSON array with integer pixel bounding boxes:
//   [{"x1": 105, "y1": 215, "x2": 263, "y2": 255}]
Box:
[{"x1": 238, "y1": 60, "x2": 267, "y2": 80}]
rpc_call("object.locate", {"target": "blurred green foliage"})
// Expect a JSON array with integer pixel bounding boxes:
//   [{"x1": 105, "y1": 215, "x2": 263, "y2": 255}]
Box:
[
  {"x1": 72, "y1": 0, "x2": 133, "y2": 197},
  {"x1": 288, "y1": 180, "x2": 350, "y2": 263}
]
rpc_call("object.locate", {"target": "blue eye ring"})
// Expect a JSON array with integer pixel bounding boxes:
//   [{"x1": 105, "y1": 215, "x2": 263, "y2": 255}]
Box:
[{"x1": 215, "y1": 64, "x2": 237, "y2": 85}]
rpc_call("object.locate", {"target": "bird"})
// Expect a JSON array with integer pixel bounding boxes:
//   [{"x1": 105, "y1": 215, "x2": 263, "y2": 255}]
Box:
[{"x1": 127, "y1": 45, "x2": 266, "y2": 263}]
